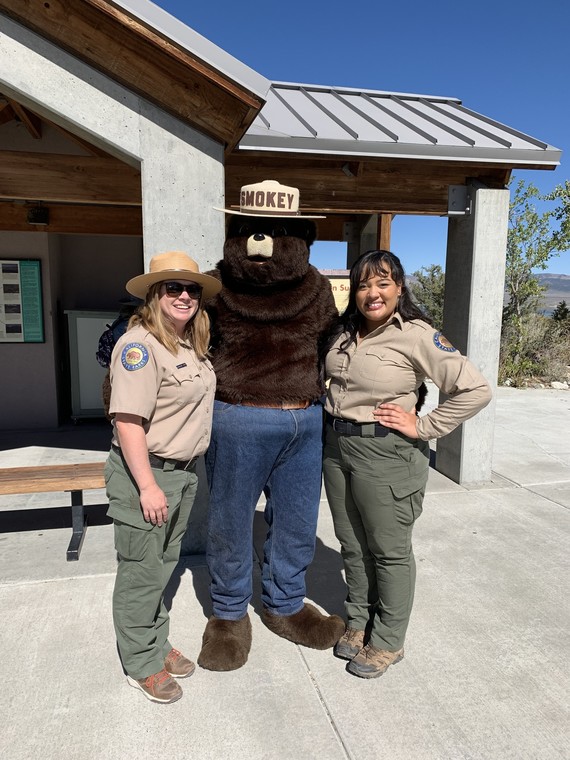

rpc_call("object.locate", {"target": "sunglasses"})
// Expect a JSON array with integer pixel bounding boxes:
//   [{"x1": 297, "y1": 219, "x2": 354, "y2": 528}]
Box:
[{"x1": 163, "y1": 281, "x2": 202, "y2": 299}]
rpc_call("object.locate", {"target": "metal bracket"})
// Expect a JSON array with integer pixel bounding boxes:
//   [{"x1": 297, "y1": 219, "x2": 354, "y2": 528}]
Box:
[{"x1": 447, "y1": 185, "x2": 472, "y2": 216}]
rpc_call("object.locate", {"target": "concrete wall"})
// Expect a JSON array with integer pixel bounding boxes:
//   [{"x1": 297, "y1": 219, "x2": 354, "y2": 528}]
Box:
[{"x1": 58, "y1": 236, "x2": 142, "y2": 312}]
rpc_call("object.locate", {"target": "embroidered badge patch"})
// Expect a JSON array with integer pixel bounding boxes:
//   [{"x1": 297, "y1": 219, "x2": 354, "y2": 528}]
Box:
[
  {"x1": 121, "y1": 342, "x2": 149, "y2": 371},
  {"x1": 433, "y1": 332, "x2": 457, "y2": 352}
]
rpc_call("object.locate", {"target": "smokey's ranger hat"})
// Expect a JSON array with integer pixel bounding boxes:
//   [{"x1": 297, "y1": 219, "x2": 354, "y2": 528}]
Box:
[
  {"x1": 126, "y1": 251, "x2": 222, "y2": 300},
  {"x1": 215, "y1": 179, "x2": 325, "y2": 219}
]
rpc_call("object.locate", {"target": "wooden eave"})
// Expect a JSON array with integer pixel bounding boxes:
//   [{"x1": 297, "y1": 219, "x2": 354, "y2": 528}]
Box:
[
  {"x1": 224, "y1": 151, "x2": 514, "y2": 217},
  {"x1": 0, "y1": 0, "x2": 264, "y2": 150}
]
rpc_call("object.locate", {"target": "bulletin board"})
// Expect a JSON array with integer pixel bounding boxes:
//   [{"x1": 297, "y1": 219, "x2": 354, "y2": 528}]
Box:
[{"x1": 0, "y1": 259, "x2": 44, "y2": 342}]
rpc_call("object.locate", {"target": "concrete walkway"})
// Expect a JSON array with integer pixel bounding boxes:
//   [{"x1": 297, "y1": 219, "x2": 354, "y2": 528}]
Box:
[{"x1": 0, "y1": 386, "x2": 568, "y2": 760}]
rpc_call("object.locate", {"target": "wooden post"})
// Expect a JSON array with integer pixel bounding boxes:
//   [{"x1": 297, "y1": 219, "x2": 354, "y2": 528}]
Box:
[{"x1": 377, "y1": 213, "x2": 393, "y2": 250}]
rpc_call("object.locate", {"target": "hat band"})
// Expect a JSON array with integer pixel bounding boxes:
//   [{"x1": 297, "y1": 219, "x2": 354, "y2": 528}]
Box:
[
  {"x1": 152, "y1": 268, "x2": 198, "y2": 275},
  {"x1": 239, "y1": 207, "x2": 301, "y2": 216}
]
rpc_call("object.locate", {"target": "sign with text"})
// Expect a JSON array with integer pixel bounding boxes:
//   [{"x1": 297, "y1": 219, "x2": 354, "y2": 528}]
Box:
[
  {"x1": 0, "y1": 259, "x2": 44, "y2": 342},
  {"x1": 322, "y1": 271, "x2": 350, "y2": 313}
]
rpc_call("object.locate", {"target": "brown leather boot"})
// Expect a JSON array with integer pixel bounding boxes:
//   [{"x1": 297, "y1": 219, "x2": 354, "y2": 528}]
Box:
[
  {"x1": 334, "y1": 628, "x2": 366, "y2": 660},
  {"x1": 261, "y1": 602, "x2": 345, "y2": 649},
  {"x1": 347, "y1": 644, "x2": 404, "y2": 679},
  {"x1": 164, "y1": 648, "x2": 196, "y2": 678},
  {"x1": 127, "y1": 668, "x2": 183, "y2": 703},
  {"x1": 197, "y1": 614, "x2": 252, "y2": 671}
]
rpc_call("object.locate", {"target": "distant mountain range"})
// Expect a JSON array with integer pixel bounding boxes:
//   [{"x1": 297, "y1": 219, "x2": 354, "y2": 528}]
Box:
[{"x1": 536, "y1": 274, "x2": 570, "y2": 313}]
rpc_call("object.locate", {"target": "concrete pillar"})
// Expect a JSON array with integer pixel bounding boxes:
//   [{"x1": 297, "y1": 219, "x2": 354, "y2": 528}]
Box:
[
  {"x1": 345, "y1": 214, "x2": 378, "y2": 267},
  {"x1": 138, "y1": 104, "x2": 225, "y2": 270},
  {"x1": 436, "y1": 183, "x2": 509, "y2": 485}
]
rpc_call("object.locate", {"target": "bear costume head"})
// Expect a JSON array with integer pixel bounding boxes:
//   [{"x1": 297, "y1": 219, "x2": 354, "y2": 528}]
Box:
[
  {"x1": 207, "y1": 180, "x2": 337, "y2": 406},
  {"x1": 215, "y1": 179, "x2": 325, "y2": 290}
]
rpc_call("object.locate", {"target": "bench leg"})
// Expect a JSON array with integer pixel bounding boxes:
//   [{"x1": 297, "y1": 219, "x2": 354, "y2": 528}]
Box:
[{"x1": 67, "y1": 490, "x2": 86, "y2": 561}]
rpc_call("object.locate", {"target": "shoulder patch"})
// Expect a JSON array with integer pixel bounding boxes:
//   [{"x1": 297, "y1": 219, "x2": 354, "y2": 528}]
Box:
[
  {"x1": 121, "y1": 342, "x2": 149, "y2": 371},
  {"x1": 433, "y1": 332, "x2": 457, "y2": 352}
]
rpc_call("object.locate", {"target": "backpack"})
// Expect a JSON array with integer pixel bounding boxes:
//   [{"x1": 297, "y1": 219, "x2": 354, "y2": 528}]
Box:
[{"x1": 96, "y1": 316, "x2": 130, "y2": 368}]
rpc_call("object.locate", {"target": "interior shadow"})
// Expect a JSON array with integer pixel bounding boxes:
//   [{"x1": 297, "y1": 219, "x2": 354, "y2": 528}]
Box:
[{"x1": 0, "y1": 418, "x2": 113, "y2": 453}]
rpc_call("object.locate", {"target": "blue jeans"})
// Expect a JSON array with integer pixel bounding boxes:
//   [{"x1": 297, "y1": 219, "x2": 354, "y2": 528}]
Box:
[{"x1": 205, "y1": 401, "x2": 324, "y2": 619}]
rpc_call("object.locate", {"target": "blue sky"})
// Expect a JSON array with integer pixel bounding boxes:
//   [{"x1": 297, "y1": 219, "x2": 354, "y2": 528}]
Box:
[{"x1": 155, "y1": 0, "x2": 569, "y2": 275}]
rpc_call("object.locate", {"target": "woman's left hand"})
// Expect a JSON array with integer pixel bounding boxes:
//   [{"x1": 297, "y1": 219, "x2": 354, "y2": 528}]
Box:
[{"x1": 373, "y1": 403, "x2": 419, "y2": 439}]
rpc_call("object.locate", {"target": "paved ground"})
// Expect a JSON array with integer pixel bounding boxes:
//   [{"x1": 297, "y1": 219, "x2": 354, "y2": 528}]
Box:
[{"x1": 0, "y1": 386, "x2": 568, "y2": 760}]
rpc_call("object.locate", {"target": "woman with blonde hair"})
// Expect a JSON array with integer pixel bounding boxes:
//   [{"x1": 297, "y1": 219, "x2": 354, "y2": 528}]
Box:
[{"x1": 105, "y1": 251, "x2": 221, "y2": 703}]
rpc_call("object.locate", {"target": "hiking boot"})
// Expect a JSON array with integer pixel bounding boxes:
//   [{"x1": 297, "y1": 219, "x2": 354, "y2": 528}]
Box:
[
  {"x1": 347, "y1": 644, "x2": 404, "y2": 679},
  {"x1": 165, "y1": 648, "x2": 195, "y2": 678},
  {"x1": 127, "y1": 668, "x2": 183, "y2": 703},
  {"x1": 334, "y1": 628, "x2": 365, "y2": 660}
]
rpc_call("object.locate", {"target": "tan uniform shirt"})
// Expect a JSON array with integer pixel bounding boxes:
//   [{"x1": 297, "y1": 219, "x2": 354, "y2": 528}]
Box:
[
  {"x1": 109, "y1": 325, "x2": 215, "y2": 460},
  {"x1": 325, "y1": 314, "x2": 492, "y2": 440}
]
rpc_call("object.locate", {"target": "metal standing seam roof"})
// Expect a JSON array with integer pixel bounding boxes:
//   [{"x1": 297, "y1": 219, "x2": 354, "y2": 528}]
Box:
[{"x1": 239, "y1": 82, "x2": 561, "y2": 167}]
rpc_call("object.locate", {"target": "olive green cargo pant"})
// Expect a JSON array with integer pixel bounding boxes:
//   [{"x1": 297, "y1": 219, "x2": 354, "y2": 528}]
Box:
[
  {"x1": 105, "y1": 449, "x2": 198, "y2": 679},
  {"x1": 323, "y1": 424, "x2": 429, "y2": 651}
]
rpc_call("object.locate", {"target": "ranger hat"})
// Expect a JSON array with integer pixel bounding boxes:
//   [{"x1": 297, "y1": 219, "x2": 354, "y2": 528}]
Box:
[
  {"x1": 126, "y1": 251, "x2": 222, "y2": 300},
  {"x1": 215, "y1": 179, "x2": 324, "y2": 219}
]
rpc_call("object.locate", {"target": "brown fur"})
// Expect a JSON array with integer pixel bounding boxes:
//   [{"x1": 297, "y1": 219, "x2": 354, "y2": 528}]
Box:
[
  {"x1": 206, "y1": 229, "x2": 337, "y2": 406},
  {"x1": 261, "y1": 603, "x2": 345, "y2": 650},
  {"x1": 197, "y1": 614, "x2": 252, "y2": 671}
]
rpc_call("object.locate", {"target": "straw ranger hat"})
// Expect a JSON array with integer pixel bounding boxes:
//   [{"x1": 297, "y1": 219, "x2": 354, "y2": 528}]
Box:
[
  {"x1": 215, "y1": 179, "x2": 324, "y2": 219},
  {"x1": 126, "y1": 251, "x2": 222, "y2": 300}
]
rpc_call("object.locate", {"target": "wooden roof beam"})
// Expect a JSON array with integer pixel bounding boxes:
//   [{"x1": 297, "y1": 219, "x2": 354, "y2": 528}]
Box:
[
  {"x1": 0, "y1": 151, "x2": 141, "y2": 205},
  {"x1": 0, "y1": 201, "x2": 142, "y2": 235},
  {"x1": 7, "y1": 99, "x2": 42, "y2": 138}
]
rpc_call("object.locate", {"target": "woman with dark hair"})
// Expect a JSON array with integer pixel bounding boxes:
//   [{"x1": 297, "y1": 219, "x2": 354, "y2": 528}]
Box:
[
  {"x1": 323, "y1": 250, "x2": 492, "y2": 679},
  {"x1": 105, "y1": 251, "x2": 221, "y2": 703}
]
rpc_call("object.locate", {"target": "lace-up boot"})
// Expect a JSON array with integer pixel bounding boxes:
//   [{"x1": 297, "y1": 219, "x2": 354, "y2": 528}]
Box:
[
  {"x1": 334, "y1": 628, "x2": 365, "y2": 660},
  {"x1": 347, "y1": 644, "x2": 404, "y2": 679},
  {"x1": 127, "y1": 668, "x2": 183, "y2": 703},
  {"x1": 164, "y1": 648, "x2": 195, "y2": 678}
]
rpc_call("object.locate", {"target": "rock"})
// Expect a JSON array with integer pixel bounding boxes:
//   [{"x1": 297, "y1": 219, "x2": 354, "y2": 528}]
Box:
[{"x1": 551, "y1": 381, "x2": 569, "y2": 390}]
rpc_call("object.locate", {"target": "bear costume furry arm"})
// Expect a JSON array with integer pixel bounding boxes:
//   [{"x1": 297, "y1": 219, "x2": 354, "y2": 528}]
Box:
[{"x1": 207, "y1": 266, "x2": 337, "y2": 406}]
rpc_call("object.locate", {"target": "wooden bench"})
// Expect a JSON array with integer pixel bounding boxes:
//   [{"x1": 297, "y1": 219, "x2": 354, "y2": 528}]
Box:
[{"x1": 0, "y1": 462, "x2": 106, "y2": 561}]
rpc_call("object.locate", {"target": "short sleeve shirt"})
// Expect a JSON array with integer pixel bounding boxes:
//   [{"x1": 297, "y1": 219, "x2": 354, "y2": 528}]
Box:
[
  {"x1": 109, "y1": 325, "x2": 216, "y2": 460},
  {"x1": 325, "y1": 314, "x2": 492, "y2": 440}
]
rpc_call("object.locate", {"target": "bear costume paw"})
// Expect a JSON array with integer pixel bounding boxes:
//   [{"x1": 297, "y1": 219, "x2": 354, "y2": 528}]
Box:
[
  {"x1": 197, "y1": 614, "x2": 252, "y2": 671},
  {"x1": 261, "y1": 602, "x2": 345, "y2": 650}
]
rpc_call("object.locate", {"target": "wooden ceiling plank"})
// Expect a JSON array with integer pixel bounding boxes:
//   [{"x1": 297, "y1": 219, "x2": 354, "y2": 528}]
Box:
[
  {"x1": 0, "y1": 201, "x2": 142, "y2": 235},
  {"x1": 0, "y1": 151, "x2": 141, "y2": 205}
]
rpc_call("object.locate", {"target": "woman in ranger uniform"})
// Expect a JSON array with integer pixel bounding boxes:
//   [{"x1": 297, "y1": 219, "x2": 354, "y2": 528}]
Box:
[
  {"x1": 323, "y1": 250, "x2": 492, "y2": 679},
  {"x1": 105, "y1": 251, "x2": 221, "y2": 703}
]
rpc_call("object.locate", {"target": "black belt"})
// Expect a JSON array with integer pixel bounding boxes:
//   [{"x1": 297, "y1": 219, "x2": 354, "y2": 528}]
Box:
[
  {"x1": 112, "y1": 444, "x2": 197, "y2": 471},
  {"x1": 326, "y1": 413, "x2": 389, "y2": 438}
]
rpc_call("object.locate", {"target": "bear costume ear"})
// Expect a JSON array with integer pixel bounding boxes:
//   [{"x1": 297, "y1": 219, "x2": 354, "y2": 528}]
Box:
[{"x1": 226, "y1": 215, "x2": 317, "y2": 248}]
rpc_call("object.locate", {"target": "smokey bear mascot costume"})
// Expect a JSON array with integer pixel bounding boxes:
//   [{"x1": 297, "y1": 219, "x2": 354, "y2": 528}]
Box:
[{"x1": 198, "y1": 180, "x2": 344, "y2": 671}]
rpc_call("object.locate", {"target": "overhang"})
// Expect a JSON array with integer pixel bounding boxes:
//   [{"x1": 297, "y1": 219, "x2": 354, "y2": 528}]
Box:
[{"x1": 238, "y1": 82, "x2": 561, "y2": 169}]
